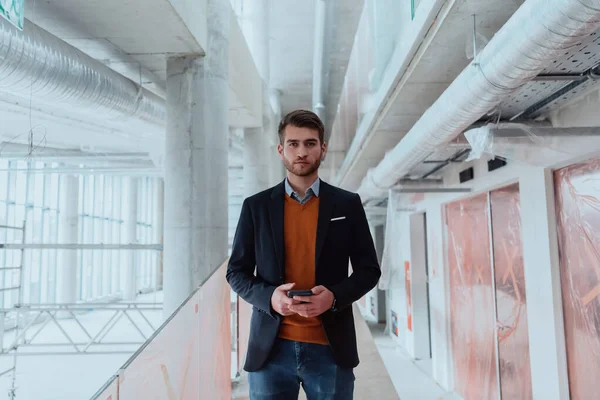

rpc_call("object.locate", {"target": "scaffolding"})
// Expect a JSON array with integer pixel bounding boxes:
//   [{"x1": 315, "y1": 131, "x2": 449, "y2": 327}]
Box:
[
  {"x1": 0, "y1": 223, "x2": 164, "y2": 399},
  {"x1": 0, "y1": 302, "x2": 161, "y2": 357},
  {"x1": 0, "y1": 222, "x2": 25, "y2": 400}
]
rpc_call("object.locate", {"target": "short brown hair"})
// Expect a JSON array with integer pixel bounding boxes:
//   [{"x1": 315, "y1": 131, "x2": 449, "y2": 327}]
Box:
[{"x1": 278, "y1": 109, "x2": 325, "y2": 145}]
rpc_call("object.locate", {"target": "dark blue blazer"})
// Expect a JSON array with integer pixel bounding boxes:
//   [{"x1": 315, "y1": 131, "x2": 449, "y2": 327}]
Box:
[{"x1": 226, "y1": 179, "x2": 381, "y2": 372}]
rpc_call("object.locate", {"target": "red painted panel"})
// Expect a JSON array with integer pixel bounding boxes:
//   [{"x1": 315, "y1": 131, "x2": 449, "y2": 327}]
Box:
[
  {"x1": 490, "y1": 184, "x2": 533, "y2": 399},
  {"x1": 446, "y1": 194, "x2": 499, "y2": 400},
  {"x1": 555, "y1": 160, "x2": 600, "y2": 400}
]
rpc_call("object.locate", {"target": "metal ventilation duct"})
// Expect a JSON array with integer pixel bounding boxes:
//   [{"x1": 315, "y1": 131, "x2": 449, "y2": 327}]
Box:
[
  {"x1": 0, "y1": 19, "x2": 166, "y2": 125},
  {"x1": 357, "y1": 0, "x2": 600, "y2": 201}
]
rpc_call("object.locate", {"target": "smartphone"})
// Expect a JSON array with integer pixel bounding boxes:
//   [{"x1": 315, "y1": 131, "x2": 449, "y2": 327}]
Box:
[{"x1": 287, "y1": 290, "x2": 313, "y2": 299}]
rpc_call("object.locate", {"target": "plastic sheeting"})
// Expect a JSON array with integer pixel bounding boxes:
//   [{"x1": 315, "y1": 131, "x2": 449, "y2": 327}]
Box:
[
  {"x1": 447, "y1": 187, "x2": 532, "y2": 400},
  {"x1": 490, "y1": 184, "x2": 532, "y2": 400},
  {"x1": 555, "y1": 159, "x2": 600, "y2": 400},
  {"x1": 464, "y1": 123, "x2": 600, "y2": 166},
  {"x1": 380, "y1": 191, "x2": 413, "y2": 342},
  {"x1": 446, "y1": 193, "x2": 499, "y2": 400},
  {"x1": 379, "y1": 190, "x2": 412, "y2": 291}
]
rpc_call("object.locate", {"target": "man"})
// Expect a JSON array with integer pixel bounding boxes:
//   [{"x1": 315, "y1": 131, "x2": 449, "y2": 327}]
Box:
[{"x1": 226, "y1": 109, "x2": 381, "y2": 400}]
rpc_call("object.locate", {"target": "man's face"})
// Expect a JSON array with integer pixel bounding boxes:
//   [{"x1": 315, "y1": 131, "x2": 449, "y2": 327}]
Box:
[{"x1": 278, "y1": 125, "x2": 327, "y2": 177}]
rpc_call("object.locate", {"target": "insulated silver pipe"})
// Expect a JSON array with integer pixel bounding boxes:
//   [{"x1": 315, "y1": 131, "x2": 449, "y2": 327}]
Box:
[{"x1": 0, "y1": 19, "x2": 166, "y2": 125}]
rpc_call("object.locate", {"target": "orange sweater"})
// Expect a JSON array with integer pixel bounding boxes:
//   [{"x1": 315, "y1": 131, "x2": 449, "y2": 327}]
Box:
[{"x1": 278, "y1": 194, "x2": 328, "y2": 345}]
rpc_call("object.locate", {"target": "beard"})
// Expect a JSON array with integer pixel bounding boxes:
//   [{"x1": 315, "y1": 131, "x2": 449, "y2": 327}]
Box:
[{"x1": 283, "y1": 156, "x2": 322, "y2": 177}]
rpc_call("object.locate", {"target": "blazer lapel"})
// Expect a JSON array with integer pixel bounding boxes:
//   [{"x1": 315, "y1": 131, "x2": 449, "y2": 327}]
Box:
[
  {"x1": 269, "y1": 181, "x2": 286, "y2": 278},
  {"x1": 315, "y1": 180, "x2": 335, "y2": 268}
]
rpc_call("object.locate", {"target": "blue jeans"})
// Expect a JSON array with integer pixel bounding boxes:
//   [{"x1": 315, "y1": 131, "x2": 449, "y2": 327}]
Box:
[{"x1": 248, "y1": 338, "x2": 355, "y2": 400}]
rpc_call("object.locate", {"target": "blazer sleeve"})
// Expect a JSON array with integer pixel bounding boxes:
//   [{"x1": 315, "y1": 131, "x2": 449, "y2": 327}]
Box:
[
  {"x1": 328, "y1": 193, "x2": 381, "y2": 311},
  {"x1": 226, "y1": 198, "x2": 278, "y2": 318}
]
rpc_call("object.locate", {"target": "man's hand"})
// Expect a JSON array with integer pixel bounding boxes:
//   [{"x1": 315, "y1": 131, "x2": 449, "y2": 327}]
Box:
[
  {"x1": 289, "y1": 286, "x2": 334, "y2": 318},
  {"x1": 271, "y1": 283, "x2": 300, "y2": 316}
]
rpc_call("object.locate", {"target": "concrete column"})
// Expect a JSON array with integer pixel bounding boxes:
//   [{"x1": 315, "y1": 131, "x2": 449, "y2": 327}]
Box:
[
  {"x1": 154, "y1": 178, "x2": 164, "y2": 289},
  {"x1": 244, "y1": 128, "x2": 271, "y2": 198},
  {"x1": 123, "y1": 177, "x2": 138, "y2": 300},
  {"x1": 265, "y1": 120, "x2": 285, "y2": 187},
  {"x1": 56, "y1": 175, "x2": 79, "y2": 304},
  {"x1": 267, "y1": 90, "x2": 285, "y2": 186},
  {"x1": 163, "y1": 0, "x2": 230, "y2": 318},
  {"x1": 520, "y1": 168, "x2": 569, "y2": 400},
  {"x1": 243, "y1": 0, "x2": 283, "y2": 189},
  {"x1": 242, "y1": 0, "x2": 270, "y2": 83}
]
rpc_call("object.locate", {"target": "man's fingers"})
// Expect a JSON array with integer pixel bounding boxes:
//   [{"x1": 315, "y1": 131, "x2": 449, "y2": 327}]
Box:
[
  {"x1": 279, "y1": 282, "x2": 296, "y2": 291},
  {"x1": 311, "y1": 285, "x2": 326, "y2": 294},
  {"x1": 293, "y1": 296, "x2": 314, "y2": 303},
  {"x1": 281, "y1": 297, "x2": 296, "y2": 305},
  {"x1": 290, "y1": 304, "x2": 316, "y2": 313}
]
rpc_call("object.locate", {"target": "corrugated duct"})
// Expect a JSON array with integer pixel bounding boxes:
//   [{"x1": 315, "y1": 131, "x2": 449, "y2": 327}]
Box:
[
  {"x1": 0, "y1": 19, "x2": 165, "y2": 125},
  {"x1": 357, "y1": 0, "x2": 600, "y2": 201}
]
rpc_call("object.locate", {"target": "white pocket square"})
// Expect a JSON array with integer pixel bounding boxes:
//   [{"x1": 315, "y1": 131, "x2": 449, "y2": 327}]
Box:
[{"x1": 330, "y1": 216, "x2": 346, "y2": 221}]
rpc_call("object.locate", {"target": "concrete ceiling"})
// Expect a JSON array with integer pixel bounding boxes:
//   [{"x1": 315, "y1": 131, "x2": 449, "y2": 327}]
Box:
[
  {"x1": 324, "y1": 0, "x2": 365, "y2": 138},
  {"x1": 268, "y1": 0, "x2": 364, "y2": 135},
  {"x1": 340, "y1": 0, "x2": 526, "y2": 192},
  {"x1": 26, "y1": 0, "x2": 203, "y2": 97},
  {"x1": 269, "y1": 0, "x2": 316, "y2": 114},
  {"x1": 25, "y1": 0, "x2": 263, "y2": 134}
]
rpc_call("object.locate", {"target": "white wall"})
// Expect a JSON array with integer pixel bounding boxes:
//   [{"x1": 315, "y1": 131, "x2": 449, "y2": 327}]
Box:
[{"x1": 409, "y1": 212, "x2": 431, "y2": 360}]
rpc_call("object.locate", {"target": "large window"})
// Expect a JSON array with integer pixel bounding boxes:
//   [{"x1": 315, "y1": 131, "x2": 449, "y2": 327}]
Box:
[
  {"x1": 0, "y1": 161, "x2": 161, "y2": 306},
  {"x1": 0, "y1": 160, "x2": 60, "y2": 307},
  {"x1": 136, "y1": 177, "x2": 158, "y2": 293},
  {"x1": 78, "y1": 175, "x2": 126, "y2": 301}
]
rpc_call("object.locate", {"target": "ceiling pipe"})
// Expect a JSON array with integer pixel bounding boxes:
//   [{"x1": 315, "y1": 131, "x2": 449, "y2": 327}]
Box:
[
  {"x1": 0, "y1": 19, "x2": 165, "y2": 125},
  {"x1": 28, "y1": 0, "x2": 166, "y2": 98},
  {"x1": 312, "y1": 0, "x2": 333, "y2": 124},
  {"x1": 357, "y1": 0, "x2": 600, "y2": 201}
]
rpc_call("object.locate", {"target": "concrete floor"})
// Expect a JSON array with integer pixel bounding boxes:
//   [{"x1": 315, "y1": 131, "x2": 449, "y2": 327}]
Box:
[{"x1": 368, "y1": 322, "x2": 459, "y2": 400}]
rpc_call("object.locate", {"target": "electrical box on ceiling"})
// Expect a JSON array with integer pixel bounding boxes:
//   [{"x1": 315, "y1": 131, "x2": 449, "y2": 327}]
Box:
[
  {"x1": 488, "y1": 157, "x2": 507, "y2": 172},
  {"x1": 459, "y1": 167, "x2": 474, "y2": 183}
]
